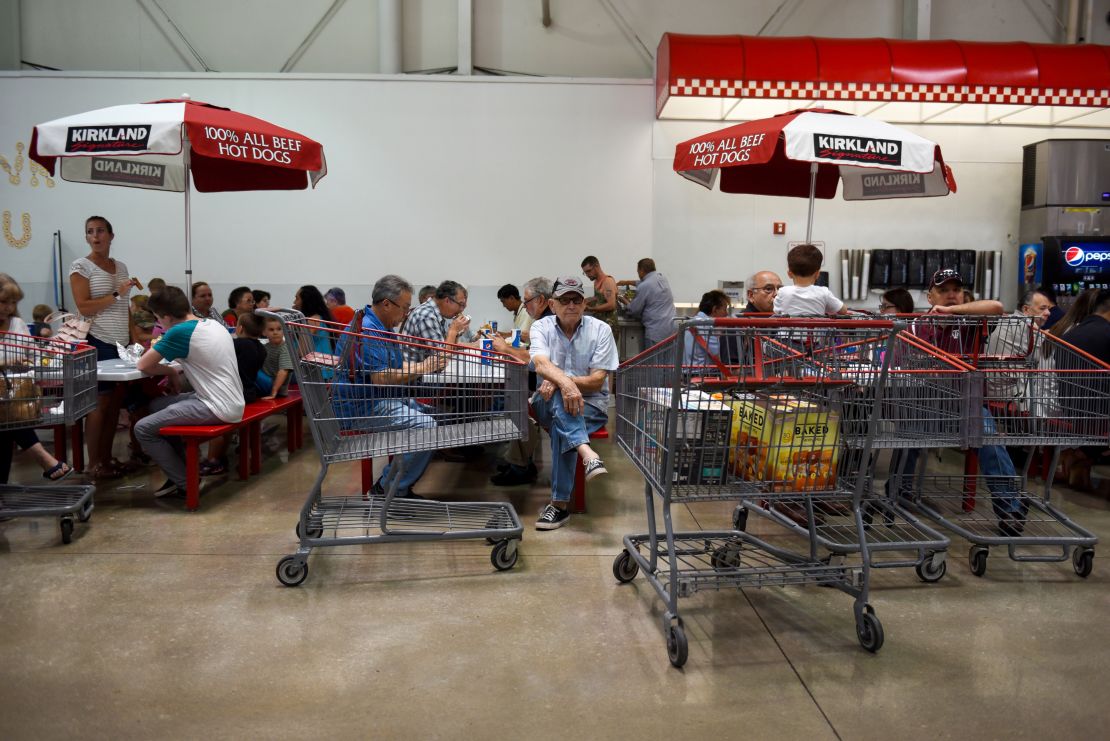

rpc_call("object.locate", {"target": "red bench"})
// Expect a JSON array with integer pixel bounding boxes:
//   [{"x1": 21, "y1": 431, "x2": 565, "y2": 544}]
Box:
[{"x1": 159, "y1": 391, "x2": 304, "y2": 510}]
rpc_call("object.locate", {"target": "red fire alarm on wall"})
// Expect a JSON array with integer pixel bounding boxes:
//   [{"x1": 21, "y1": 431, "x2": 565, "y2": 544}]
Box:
[{"x1": 773, "y1": 222, "x2": 786, "y2": 235}]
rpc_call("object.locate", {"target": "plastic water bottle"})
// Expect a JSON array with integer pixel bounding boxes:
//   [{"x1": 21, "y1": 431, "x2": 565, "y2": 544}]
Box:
[{"x1": 511, "y1": 328, "x2": 521, "y2": 348}]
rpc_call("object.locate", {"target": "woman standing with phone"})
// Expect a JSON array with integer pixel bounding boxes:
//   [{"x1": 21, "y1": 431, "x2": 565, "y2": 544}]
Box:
[{"x1": 69, "y1": 215, "x2": 139, "y2": 480}]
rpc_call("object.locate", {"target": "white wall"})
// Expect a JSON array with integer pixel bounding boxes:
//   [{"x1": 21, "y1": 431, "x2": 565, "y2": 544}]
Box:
[{"x1": 0, "y1": 72, "x2": 653, "y2": 326}]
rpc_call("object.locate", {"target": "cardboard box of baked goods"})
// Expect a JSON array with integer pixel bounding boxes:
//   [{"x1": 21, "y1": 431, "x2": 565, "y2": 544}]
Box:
[{"x1": 718, "y1": 392, "x2": 840, "y2": 492}]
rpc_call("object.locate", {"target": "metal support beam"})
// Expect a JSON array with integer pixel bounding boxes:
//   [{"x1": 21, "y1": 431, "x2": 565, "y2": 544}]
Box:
[
  {"x1": 902, "y1": 0, "x2": 931, "y2": 40},
  {"x1": 282, "y1": 0, "x2": 346, "y2": 73},
  {"x1": 0, "y1": 0, "x2": 20, "y2": 69},
  {"x1": 136, "y1": 0, "x2": 212, "y2": 71},
  {"x1": 379, "y1": 0, "x2": 402, "y2": 74},
  {"x1": 458, "y1": 0, "x2": 473, "y2": 75}
]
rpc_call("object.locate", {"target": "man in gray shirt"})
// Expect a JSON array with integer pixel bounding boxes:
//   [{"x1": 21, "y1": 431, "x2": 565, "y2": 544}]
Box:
[{"x1": 619, "y1": 258, "x2": 675, "y2": 351}]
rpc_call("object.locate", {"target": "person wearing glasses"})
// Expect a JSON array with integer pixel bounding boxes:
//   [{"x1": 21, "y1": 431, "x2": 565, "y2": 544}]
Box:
[
  {"x1": 400, "y1": 280, "x2": 473, "y2": 361},
  {"x1": 334, "y1": 275, "x2": 446, "y2": 500},
  {"x1": 529, "y1": 276, "x2": 619, "y2": 530},
  {"x1": 488, "y1": 278, "x2": 556, "y2": 486},
  {"x1": 742, "y1": 270, "x2": 784, "y2": 314},
  {"x1": 879, "y1": 287, "x2": 915, "y2": 314}
]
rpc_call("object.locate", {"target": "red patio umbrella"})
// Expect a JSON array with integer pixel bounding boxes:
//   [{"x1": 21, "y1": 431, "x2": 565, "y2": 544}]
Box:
[
  {"x1": 29, "y1": 96, "x2": 327, "y2": 285},
  {"x1": 674, "y1": 108, "x2": 955, "y2": 242}
]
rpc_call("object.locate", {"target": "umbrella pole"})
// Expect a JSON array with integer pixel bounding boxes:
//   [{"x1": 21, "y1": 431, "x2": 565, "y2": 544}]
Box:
[
  {"x1": 184, "y1": 161, "x2": 192, "y2": 291},
  {"x1": 805, "y1": 162, "x2": 817, "y2": 244}
]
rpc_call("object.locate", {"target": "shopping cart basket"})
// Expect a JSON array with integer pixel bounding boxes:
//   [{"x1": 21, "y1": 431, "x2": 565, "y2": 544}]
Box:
[
  {"x1": 1, "y1": 331, "x2": 97, "y2": 543},
  {"x1": 260, "y1": 310, "x2": 528, "y2": 586},
  {"x1": 898, "y1": 315, "x2": 1105, "y2": 577},
  {"x1": 613, "y1": 317, "x2": 916, "y2": 667}
]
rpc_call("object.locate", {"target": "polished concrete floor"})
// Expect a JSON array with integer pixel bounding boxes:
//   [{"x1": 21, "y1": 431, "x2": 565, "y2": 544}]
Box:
[{"x1": 2, "y1": 421, "x2": 1110, "y2": 740}]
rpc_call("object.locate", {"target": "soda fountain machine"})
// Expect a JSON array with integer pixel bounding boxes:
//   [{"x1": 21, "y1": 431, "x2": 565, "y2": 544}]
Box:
[{"x1": 1019, "y1": 139, "x2": 1110, "y2": 308}]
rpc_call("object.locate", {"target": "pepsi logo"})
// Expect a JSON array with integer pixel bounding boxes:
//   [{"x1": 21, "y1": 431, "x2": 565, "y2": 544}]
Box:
[{"x1": 1064, "y1": 246, "x2": 1085, "y2": 267}]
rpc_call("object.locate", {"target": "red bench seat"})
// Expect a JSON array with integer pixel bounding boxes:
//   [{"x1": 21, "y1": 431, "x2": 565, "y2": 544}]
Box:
[{"x1": 159, "y1": 391, "x2": 304, "y2": 510}]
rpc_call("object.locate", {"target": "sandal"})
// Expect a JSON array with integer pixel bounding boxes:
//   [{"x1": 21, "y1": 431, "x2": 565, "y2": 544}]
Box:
[
  {"x1": 85, "y1": 463, "x2": 123, "y2": 482},
  {"x1": 42, "y1": 461, "x2": 73, "y2": 482}
]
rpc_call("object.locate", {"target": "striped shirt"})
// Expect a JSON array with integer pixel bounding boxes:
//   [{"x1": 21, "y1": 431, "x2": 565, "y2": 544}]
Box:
[{"x1": 70, "y1": 257, "x2": 131, "y2": 345}]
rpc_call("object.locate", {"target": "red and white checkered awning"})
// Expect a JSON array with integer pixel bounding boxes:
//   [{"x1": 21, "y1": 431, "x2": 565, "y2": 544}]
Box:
[{"x1": 656, "y1": 34, "x2": 1110, "y2": 127}]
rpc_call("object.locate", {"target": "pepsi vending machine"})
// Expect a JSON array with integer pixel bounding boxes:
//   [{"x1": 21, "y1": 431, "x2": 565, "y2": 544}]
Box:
[
  {"x1": 1038, "y1": 237, "x2": 1110, "y2": 304},
  {"x1": 1019, "y1": 139, "x2": 1110, "y2": 308}
]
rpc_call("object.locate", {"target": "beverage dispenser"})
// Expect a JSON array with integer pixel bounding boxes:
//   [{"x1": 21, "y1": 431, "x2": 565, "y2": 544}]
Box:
[{"x1": 1019, "y1": 139, "x2": 1110, "y2": 307}]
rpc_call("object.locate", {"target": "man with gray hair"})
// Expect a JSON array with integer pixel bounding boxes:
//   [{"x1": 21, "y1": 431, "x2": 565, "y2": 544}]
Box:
[
  {"x1": 334, "y1": 274, "x2": 445, "y2": 499},
  {"x1": 401, "y1": 280, "x2": 474, "y2": 361},
  {"x1": 529, "y1": 275, "x2": 618, "y2": 529},
  {"x1": 742, "y1": 270, "x2": 783, "y2": 314},
  {"x1": 487, "y1": 277, "x2": 555, "y2": 486}
]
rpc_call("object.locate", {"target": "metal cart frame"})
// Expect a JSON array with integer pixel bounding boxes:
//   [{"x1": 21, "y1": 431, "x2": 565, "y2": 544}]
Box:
[{"x1": 261, "y1": 309, "x2": 528, "y2": 587}]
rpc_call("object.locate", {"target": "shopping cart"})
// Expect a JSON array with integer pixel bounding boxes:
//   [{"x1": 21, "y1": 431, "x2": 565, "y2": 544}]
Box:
[
  {"x1": 1, "y1": 331, "x2": 97, "y2": 543},
  {"x1": 733, "y1": 326, "x2": 961, "y2": 582},
  {"x1": 612, "y1": 317, "x2": 914, "y2": 667},
  {"x1": 897, "y1": 315, "x2": 1105, "y2": 577},
  {"x1": 260, "y1": 309, "x2": 528, "y2": 587}
]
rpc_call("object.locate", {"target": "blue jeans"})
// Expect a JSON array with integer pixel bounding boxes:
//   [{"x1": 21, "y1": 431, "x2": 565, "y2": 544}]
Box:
[
  {"x1": 886, "y1": 407, "x2": 1020, "y2": 517},
  {"x1": 374, "y1": 399, "x2": 436, "y2": 492},
  {"x1": 530, "y1": 390, "x2": 608, "y2": 503}
]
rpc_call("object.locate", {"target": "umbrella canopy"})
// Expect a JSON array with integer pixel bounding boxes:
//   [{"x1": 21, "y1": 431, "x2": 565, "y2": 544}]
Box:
[
  {"x1": 30, "y1": 97, "x2": 326, "y2": 192},
  {"x1": 29, "y1": 97, "x2": 326, "y2": 285},
  {"x1": 674, "y1": 109, "x2": 955, "y2": 240}
]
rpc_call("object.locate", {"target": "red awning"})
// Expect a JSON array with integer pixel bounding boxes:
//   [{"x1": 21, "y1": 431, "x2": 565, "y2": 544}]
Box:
[{"x1": 656, "y1": 34, "x2": 1110, "y2": 126}]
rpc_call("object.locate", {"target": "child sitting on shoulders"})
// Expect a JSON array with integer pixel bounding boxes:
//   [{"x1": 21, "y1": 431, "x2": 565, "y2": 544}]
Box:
[
  {"x1": 258, "y1": 317, "x2": 293, "y2": 399},
  {"x1": 201, "y1": 311, "x2": 268, "y2": 476},
  {"x1": 773, "y1": 243, "x2": 849, "y2": 316}
]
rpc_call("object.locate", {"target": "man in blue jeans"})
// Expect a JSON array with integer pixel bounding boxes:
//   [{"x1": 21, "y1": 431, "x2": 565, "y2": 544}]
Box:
[
  {"x1": 529, "y1": 275, "x2": 619, "y2": 530},
  {"x1": 894, "y1": 268, "x2": 1026, "y2": 536},
  {"x1": 333, "y1": 274, "x2": 446, "y2": 499}
]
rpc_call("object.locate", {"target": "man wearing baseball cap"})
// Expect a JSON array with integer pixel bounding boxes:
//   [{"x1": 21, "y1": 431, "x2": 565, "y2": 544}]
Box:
[
  {"x1": 528, "y1": 275, "x2": 619, "y2": 530},
  {"x1": 899, "y1": 268, "x2": 1026, "y2": 536}
]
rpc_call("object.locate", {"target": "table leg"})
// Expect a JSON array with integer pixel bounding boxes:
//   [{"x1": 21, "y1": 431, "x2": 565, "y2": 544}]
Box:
[
  {"x1": 250, "y1": 421, "x2": 262, "y2": 475},
  {"x1": 237, "y1": 429, "x2": 250, "y2": 481},
  {"x1": 962, "y1": 450, "x2": 978, "y2": 512},
  {"x1": 361, "y1": 458, "x2": 374, "y2": 499},
  {"x1": 70, "y1": 422, "x2": 84, "y2": 471}
]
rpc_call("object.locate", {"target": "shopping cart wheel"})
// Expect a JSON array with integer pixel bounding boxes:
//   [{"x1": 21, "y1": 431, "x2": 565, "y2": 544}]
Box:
[
  {"x1": 968, "y1": 546, "x2": 989, "y2": 577},
  {"x1": 732, "y1": 506, "x2": 748, "y2": 532},
  {"x1": 1072, "y1": 548, "x2": 1095, "y2": 578},
  {"x1": 666, "y1": 621, "x2": 688, "y2": 668},
  {"x1": 711, "y1": 545, "x2": 742, "y2": 571},
  {"x1": 613, "y1": 550, "x2": 639, "y2": 583},
  {"x1": 59, "y1": 517, "x2": 74, "y2": 545},
  {"x1": 915, "y1": 552, "x2": 947, "y2": 583},
  {"x1": 276, "y1": 555, "x2": 308, "y2": 587},
  {"x1": 295, "y1": 520, "x2": 323, "y2": 540},
  {"x1": 490, "y1": 540, "x2": 519, "y2": 571},
  {"x1": 856, "y1": 608, "x2": 884, "y2": 653}
]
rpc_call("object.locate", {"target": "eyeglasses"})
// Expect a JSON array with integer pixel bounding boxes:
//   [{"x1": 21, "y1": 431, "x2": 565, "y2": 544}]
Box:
[
  {"x1": 879, "y1": 302, "x2": 897, "y2": 312},
  {"x1": 446, "y1": 295, "x2": 467, "y2": 309},
  {"x1": 385, "y1": 298, "x2": 412, "y2": 315},
  {"x1": 523, "y1": 294, "x2": 543, "y2": 306},
  {"x1": 753, "y1": 285, "x2": 782, "y2": 295},
  {"x1": 556, "y1": 295, "x2": 585, "y2": 305}
]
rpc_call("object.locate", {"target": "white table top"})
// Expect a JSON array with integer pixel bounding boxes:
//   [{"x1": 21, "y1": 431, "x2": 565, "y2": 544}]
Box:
[
  {"x1": 421, "y1": 356, "x2": 506, "y2": 385},
  {"x1": 96, "y1": 358, "x2": 179, "y2": 382}
]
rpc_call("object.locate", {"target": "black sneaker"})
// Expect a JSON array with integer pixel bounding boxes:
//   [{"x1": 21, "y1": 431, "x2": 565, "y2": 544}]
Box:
[
  {"x1": 536, "y1": 503, "x2": 570, "y2": 530},
  {"x1": 583, "y1": 457, "x2": 607, "y2": 481},
  {"x1": 153, "y1": 479, "x2": 182, "y2": 498},
  {"x1": 491, "y1": 463, "x2": 538, "y2": 486},
  {"x1": 371, "y1": 479, "x2": 424, "y2": 500}
]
